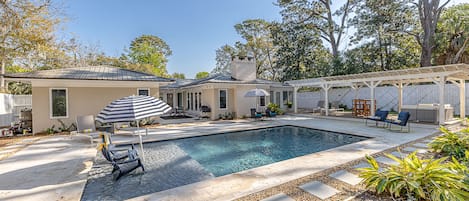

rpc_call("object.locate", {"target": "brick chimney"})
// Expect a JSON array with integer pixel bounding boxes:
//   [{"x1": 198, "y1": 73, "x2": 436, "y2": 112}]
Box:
[{"x1": 230, "y1": 55, "x2": 256, "y2": 81}]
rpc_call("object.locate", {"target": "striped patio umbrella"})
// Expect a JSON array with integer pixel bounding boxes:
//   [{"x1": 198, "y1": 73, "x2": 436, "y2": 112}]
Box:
[{"x1": 96, "y1": 95, "x2": 172, "y2": 161}]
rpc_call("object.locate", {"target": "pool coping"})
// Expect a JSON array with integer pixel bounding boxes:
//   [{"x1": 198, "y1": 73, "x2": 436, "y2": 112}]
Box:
[{"x1": 126, "y1": 118, "x2": 438, "y2": 201}]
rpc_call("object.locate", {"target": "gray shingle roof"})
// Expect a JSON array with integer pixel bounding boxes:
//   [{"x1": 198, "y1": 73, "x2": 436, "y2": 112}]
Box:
[
  {"x1": 161, "y1": 73, "x2": 287, "y2": 89},
  {"x1": 5, "y1": 65, "x2": 173, "y2": 82}
]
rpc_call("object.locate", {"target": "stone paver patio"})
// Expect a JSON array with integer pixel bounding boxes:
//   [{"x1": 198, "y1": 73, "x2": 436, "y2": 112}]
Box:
[{"x1": 0, "y1": 115, "x2": 439, "y2": 201}]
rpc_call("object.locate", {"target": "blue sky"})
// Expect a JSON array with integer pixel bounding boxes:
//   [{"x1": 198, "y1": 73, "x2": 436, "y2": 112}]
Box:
[
  {"x1": 60, "y1": 0, "x2": 465, "y2": 78},
  {"x1": 60, "y1": 0, "x2": 281, "y2": 78}
]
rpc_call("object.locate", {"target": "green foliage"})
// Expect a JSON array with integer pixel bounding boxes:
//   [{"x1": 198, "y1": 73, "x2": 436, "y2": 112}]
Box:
[
  {"x1": 46, "y1": 125, "x2": 56, "y2": 134},
  {"x1": 359, "y1": 153, "x2": 469, "y2": 201},
  {"x1": 171, "y1": 72, "x2": 186, "y2": 79},
  {"x1": 267, "y1": 102, "x2": 283, "y2": 114},
  {"x1": 434, "y1": 3, "x2": 469, "y2": 64},
  {"x1": 349, "y1": 0, "x2": 420, "y2": 71},
  {"x1": 195, "y1": 71, "x2": 209, "y2": 79},
  {"x1": 213, "y1": 44, "x2": 236, "y2": 74},
  {"x1": 128, "y1": 34, "x2": 172, "y2": 77},
  {"x1": 429, "y1": 127, "x2": 469, "y2": 160}
]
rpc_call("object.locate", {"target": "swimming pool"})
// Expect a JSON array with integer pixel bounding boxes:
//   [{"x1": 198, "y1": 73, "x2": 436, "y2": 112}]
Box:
[
  {"x1": 173, "y1": 125, "x2": 368, "y2": 176},
  {"x1": 81, "y1": 125, "x2": 370, "y2": 200}
]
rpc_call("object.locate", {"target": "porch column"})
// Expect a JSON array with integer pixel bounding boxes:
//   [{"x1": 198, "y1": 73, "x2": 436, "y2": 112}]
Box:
[
  {"x1": 460, "y1": 79, "x2": 466, "y2": 120},
  {"x1": 293, "y1": 87, "x2": 298, "y2": 113},
  {"x1": 437, "y1": 76, "x2": 446, "y2": 125},
  {"x1": 364, "y1": 81, "x2": 381, "y2": 116},
  {"x1": 321, "y1": 84, "x2": 331, "y2": 116}
]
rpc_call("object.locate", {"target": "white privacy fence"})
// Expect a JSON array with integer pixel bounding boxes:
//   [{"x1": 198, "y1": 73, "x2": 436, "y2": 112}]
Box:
[
  {"x1": 298, "y1": 83, "x2": 468, "y2": 115},
  {"x1": 0, "y1": 94, "x2": 32, "y2": 127}
]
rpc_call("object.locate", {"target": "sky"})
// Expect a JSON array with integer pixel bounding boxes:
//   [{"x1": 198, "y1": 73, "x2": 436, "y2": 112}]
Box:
[
  {"x1": 60, "y1": 0, "x2": 282, "y2": 78},
  {"x1": 60, "y1": 0, "x2": 466, "y2": 79}
]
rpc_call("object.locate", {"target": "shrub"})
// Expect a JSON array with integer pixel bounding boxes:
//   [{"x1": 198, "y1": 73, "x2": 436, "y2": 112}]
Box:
[
  {"x1": 358, "y1": 152, "x2": 469, "y2": 201},
  {"x1": 267, "y1": 103, "x2": 283, "y2": 114},
  {"x1": 429, "y1": 127, "x2": 469, "y2": 161}
]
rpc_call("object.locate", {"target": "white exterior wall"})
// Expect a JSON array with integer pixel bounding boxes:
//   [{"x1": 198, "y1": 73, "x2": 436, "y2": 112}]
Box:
[
  {"x1": 0, "y1": 93, "x2": 13, "y2": 127},
  {"x1": 297, "y1": 83, "x2": 468, "y2": 115}
]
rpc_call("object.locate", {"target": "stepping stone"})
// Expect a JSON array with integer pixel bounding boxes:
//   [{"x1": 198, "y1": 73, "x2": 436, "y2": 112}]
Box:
[
  {"x1": 422, "y1": 139, "x2": 432, "y2": 143},
  {"x1": 299, "y1": 181, "x2": 340, "y2": 200},
  {"x1": 376, "y1": 156, "x2": 399, "y2": 165},
  {"x1": 353, "y1": 162, "x2": 370, "y2": 169},
  {"x1": 261, "y1": 193, "x2": 295, "y2": 201},
  {"x1": 412, "y1": 143, "x2": 428, "y2": 148},
  {"x1": 402, "y1": 147, "x2": 417, "y2": 152},
  {"x1": 416, "y1": 149, "x2": 428, "y2": 154},
  {"x1": 329, "y1": 170, "x2": 362, "y2": 186},
  {"x1": 390, "y1": 151, "x2": 408, "y2": 158}
]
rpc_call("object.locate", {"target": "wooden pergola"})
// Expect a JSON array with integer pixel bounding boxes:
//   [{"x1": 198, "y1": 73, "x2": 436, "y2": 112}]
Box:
[{"x1": 286, "y1": 63, "x2": 469, "y2": 124}]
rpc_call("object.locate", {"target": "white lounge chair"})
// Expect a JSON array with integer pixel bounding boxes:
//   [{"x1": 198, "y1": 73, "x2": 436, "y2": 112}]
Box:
[{"x1": 71, "y1": 115, "x2": 101, "y2": 144}]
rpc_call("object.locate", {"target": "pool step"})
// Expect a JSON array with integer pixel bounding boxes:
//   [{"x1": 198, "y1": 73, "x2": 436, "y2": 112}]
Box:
[{"x1": 299, "y1": 181, "x2": 340, "y2": 200}]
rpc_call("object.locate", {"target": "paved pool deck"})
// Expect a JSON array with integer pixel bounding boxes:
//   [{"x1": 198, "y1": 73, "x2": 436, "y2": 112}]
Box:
[{"x1": 0, "y1": 115, "x2": 438, "y2": 201}]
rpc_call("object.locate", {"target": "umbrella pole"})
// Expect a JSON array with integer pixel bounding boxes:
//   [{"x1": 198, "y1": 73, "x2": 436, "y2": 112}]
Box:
[{"x1": 137, "y1": 120, "x2": 145, "y2": 162}]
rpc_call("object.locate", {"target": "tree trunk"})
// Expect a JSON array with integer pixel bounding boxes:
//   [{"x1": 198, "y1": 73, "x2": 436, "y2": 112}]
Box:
[
  {"x1": 1, "y1": 59, "x2": 5, "y2": 92},
  {"x1": 417, "y1": 0, "x2": 450, "y2": 67},
  {"x1": 451, "y1": 37, "x2": 469, "y2": 64}
]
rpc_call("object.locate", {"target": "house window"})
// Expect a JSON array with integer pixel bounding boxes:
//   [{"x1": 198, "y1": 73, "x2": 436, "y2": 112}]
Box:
[
  {"x1": 270, "y1": 91, "x2": 274, "y2": 103},
  {"x1": 190, "y1": 93, "x2": 194, "y2": 110},
  {"x1": 177, "y1": 93, "x2": 183, "y2": 109},
  {"x1": 283, "y1": 91, "x2": 288, "y2": 105},
  {"x1": 137, "y1": 88, "x2": 150, "y2": 96},
  {"x1": 219, "y1": 89, "x2": 227, "y2": 109},
  {"x1": 50, "y1": 88, "x2": 68, "y2": 118},
  {"x1": 260, "y1": 96, "x2": 266, "y2": 107},
  {"x1": 275, "y1": 92, "x2": 281, "y2": 105},
  {"x1": 166, "y1": 93, "x2": 174, "y2": 107},
  {"x1": 186, "y1": 92, "x2": 190, "y2": 110},
  {"x1": 198, "y1": 92, "x2": 202, "y2": 109},
  {"x1": 195, "y1": 93, "x2": 198, "y2": 110}
]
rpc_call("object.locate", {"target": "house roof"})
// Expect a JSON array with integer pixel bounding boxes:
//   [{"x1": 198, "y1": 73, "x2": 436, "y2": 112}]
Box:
[
  {"x1": 160, "y1": 73, "x2": 287, "y2": 89},
  {"x1": 5, "y1": 65, "x2": 173, "y2": 82}
]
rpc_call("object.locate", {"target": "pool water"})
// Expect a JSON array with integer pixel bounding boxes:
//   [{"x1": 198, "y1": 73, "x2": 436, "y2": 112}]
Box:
[{"x1": 173, "y1": 125, "x2": 368, "y2": 176}]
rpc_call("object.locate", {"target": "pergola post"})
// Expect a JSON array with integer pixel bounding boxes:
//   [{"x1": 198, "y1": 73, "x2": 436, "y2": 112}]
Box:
[
  {"x1": 460, "y1": 79, "x2": 465, "y2": 120},
  {"x1": 293, "y1": 87, "x2": 298, "y2": 113},
  {"x1": 321, "y1": 84, "x2": 331, "y2": 116},
  {"x1": 392, "y1": 81, "x2": 408, "y2": 112},
  {"x1": 438, "y1": 76, "x2": 446, "y2": 125},
  {"x1": 364, "y1": 81, "x2": 381, "y2": 116}
]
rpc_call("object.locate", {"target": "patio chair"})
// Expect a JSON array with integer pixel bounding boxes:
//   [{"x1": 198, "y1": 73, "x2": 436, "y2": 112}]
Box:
[
  {"x1": 365, "y1": 110, "x2": 389, "y2": 127},
  {"x1": 111, "y1": 148, "x2": 145, "y2": 180},
  {"x1": 100, "y1": 143, "x2": 132, "y2": 163},
  {"x1": 250, "y1": 108, "x2": 263, "y2": 120},
  {"x1": 72, "y1": 115, "x2": 101, "y2": 144},
  {"x1": 265, "y1": 108, "x2": 277, "y2": 118},
  {"x1": 385, "y1": 111, "x2": 411, "y2": 132},
  {"x1": 312, "y1": 100, "x2": 325, "y2": 113}
]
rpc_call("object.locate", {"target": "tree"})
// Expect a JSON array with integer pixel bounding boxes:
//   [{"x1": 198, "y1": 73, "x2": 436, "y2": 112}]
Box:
[
  {"x1": 128, "y1": 34, "x2": 172, "y2": 77},
  {"x1": 434, "y1": 3, "x2": 469, "y2": 64},
  {"x1": 195, "y1": 71, "x2": 209, "y2": 79},
  {"x1": 277, "y1": 0, "x2": 354, "y2": 61},
  {"x1": 171, "y1": 72, "x2": 186, "y2": 79},
  {"x1": 213, "y1": 44, "x2": 236, "y2": 74},
  {"x1": 234, "y1": 19, "x2": 276, "y2": 79},
  {"x1": 350, "y1": 0, "x2": 420, "y2": 71},
  {"x1": 413, "y1": 0, "x2": 450, "y2": 66},
  {"x1": 0, "y1": 0, "x2": 63, "y2": 90},
  {"x1": 270, "y1": 22, "x2": 331, "y2": 81}
]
